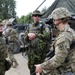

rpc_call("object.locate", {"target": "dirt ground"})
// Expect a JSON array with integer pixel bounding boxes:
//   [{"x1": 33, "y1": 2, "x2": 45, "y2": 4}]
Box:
[
  {"x1": 5, "y1": 52, "x2": 39, "y2": 75},
  {"x1": 5, "y1": 53, "x2": 30, "y2": 75}
]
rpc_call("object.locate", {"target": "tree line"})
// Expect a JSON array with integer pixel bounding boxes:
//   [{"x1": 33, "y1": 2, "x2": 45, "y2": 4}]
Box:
[
  {"x1": 0, "y1": 0, "x2": 47, "y2": 24},
  {"x1": 17, "y1": 6, "x2": 47, "y2": 24},
  {"x1": 0, "y1": 0, "x2": 16, "y2": 20}
]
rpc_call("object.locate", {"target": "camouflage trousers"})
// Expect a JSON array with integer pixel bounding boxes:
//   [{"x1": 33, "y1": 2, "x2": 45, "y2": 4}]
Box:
[
  {"x1": 27, "y1": 38, "x2": 49, "y2": 75},
  {"x1": 8, "y1": 43, "x2": 18, "y2": 65},
  {"x1": 28, "y1": 48, "x2": 48, "y2": 75},
  {"x1": 28, "y1": 51, "x2": 45, "y2": 75},
  {"x1": 8, "y1": 43, "x2": 15, "y2": 62},
  {"x1": 0, "y1": 60, "x2": 6, "y2": 75}
]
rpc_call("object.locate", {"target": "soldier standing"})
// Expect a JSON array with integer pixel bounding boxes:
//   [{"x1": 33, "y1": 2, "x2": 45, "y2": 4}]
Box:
[
  {"x1": 3, "y1": 21, "x2": 18, "y2": 68},
  {"x1": 35, "y1": 7, "x2": 75, "y2": 75},
  {"x1": 0, "y1": 22, "x2": 8, "y2": 75},
  {"x1": 24, "y1": 10, "x2": 51, "y2": 75}
]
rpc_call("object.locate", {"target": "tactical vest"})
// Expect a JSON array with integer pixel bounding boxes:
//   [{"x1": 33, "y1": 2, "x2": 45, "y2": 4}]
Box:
[
  {"x1": 29, "y1": 23, "x2": 43, "y2": 35},
  {"x1": 7, "y1": 28, "x2": 17, "y2": 42},
  {"x1": 29, "y1": 23, "x2": 44, "y2": 47}
]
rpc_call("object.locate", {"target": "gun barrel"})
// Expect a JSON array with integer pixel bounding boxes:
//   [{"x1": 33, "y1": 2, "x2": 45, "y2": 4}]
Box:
[{"x1": 46, "y1": 50, "x2": 55, "y2": 58}]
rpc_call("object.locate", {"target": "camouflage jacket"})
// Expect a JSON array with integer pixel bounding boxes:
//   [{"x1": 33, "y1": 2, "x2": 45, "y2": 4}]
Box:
[
  {"x1": 24, "y1": 22, "x2": 51, "y2": 49},
  {"x1": 41, "y1": 25, "x2": 75, "y2": 75},
  {"x1": 3, "y1": 27, "x2": 18, "y2": 42}
]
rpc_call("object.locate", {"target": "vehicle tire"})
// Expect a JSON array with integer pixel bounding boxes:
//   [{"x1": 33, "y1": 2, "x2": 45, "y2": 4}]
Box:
[
  {"x1": 19, "y1": 33, "x2": 24, "y2": 45},
  {"x1": 14, "y1": 40, "x2": 20, "y2": 54}
]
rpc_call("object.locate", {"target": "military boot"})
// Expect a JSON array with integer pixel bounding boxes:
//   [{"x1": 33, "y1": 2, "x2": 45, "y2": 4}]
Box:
[
  {"x1": 10, "y1": 60, "x2": 13, "y2": 66},
  {"x1": 30, "y1": 73, "x2": 36, "y2": 75},
  {"x1": 12, "y1": 59, "x2": 18, "y2": 68}
]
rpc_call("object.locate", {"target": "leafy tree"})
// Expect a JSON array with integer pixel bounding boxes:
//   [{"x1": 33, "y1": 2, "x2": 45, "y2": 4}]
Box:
[
  {"x1": 17, "y1": 7, "x2": 47, "y2": 24},
  {"x1": 17, "y1": 13, "x2": 33, "y2": 24},
  {"x1": 0, "y1": 0, "x2": 16, "y2": 20}
]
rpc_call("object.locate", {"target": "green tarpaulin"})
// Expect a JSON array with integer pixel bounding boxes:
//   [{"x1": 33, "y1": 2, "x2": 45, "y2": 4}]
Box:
[{"x1": 42, "y1": 0, "x2": 75, "y2": 18}]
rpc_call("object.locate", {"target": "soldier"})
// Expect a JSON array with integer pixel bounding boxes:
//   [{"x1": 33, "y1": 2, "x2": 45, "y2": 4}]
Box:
[
  {"x1": 0, "y1": 22, "x2": 8, "y2": 75},
  {"x1": 3, "y1": 21, "x2": 18, "y2": 68},
  {"x1": 35, "y1": 7, "x2": 75, "y2": 75},
  {"x1": 24, "y1": 10, "x2": 51, "y2": 75}
]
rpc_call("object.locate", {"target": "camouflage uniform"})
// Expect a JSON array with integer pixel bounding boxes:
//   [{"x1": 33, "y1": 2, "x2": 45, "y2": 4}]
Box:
[
  {"x1": 0, "y1": 23, "x2": 8, "y2": 75},
  {"x1": 24, "y1": 10, "x2": 51, "y2": 75},
  {"x1": 40, "y1": 7, "x2": 75, "y2": 75},
  {"x1": 0, "y1": 36, "x2": 8, "y2": 75},
  {"x1": 3, "y1": 21, "x2": 18, "y2": 68}
]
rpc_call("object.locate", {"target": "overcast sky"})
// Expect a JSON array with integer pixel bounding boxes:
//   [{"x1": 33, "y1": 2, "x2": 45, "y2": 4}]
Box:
[{"x1": 15, "y1": 0, "x2": 55, "y2": 18}]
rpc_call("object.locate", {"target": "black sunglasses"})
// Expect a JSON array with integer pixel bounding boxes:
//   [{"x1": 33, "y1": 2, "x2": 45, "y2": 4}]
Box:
[{"x1": 32, "y1": 15, "x2": 41, "y2": 17}]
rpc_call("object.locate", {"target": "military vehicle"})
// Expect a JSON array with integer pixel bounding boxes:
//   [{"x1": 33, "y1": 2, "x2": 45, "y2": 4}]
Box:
[
  {"x1": 3, "y1": 0, "x2": 75, "y2": 54},
  {"x1": 40, "y1": 0, "x2": 75, "y2": 37},
  {"x1": 2, "y1": 18, "x2": 28, "y2": 54},
  {"x1": 11, "y1": 23, "x2": 29, "y2": 54},
  {"x1": 22, "y1": 0, "x2": 75, "y2": 58},
  {"x1": 14, "y1": 0, "x2": 75, "y2": 54}
]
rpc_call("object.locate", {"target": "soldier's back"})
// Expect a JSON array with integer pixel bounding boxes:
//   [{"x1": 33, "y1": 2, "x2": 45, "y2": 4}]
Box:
[{"x1": 0, "y1": 35, "x2": 8, "y2": 75}]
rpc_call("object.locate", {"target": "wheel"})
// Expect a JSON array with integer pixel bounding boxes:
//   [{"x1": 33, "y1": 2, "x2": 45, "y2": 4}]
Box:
[
  {"x1": 14, "y1": 40, "x2": 20, "y2": 54},
  {"x1": 19, "y1": 33, "x2": 25, "y2": 46}
]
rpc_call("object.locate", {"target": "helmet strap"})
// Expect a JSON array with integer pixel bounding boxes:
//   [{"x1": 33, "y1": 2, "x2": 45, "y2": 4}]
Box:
[
  {"x1": 54, "y1": 21, "x2": 62, "y2": 27},
  {"x1": 54, "y1": 18, "x2": 69, "y2": 27}
]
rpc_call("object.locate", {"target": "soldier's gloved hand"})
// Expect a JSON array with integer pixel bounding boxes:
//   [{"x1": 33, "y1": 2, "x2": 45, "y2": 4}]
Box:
[
  {"x1": 35, "y1": 64, "x2": 42, "y2": 73},
  {"x1": 28, "y1": 33, "x2": 36, "y2": 40}
]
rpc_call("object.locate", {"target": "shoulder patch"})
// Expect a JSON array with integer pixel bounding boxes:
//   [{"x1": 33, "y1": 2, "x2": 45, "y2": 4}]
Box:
[
  {"x1": 44, "y1": 25, "x2": 50, "y2": 32},
  {"x1": 45, "y1": 27, "x2": 49, "y2": 32}
]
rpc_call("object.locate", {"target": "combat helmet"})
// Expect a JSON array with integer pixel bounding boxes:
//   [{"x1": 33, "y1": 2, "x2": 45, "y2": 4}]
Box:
[
  {"x1": 50, "y1": 7, "x2": 71, "y2": 20},
  {"x1": 6, "y1": 21, "x2": 12, "y2": 26},
  {"x1": 32, "y1": 10, "x2": 42, "y2": 17}
]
